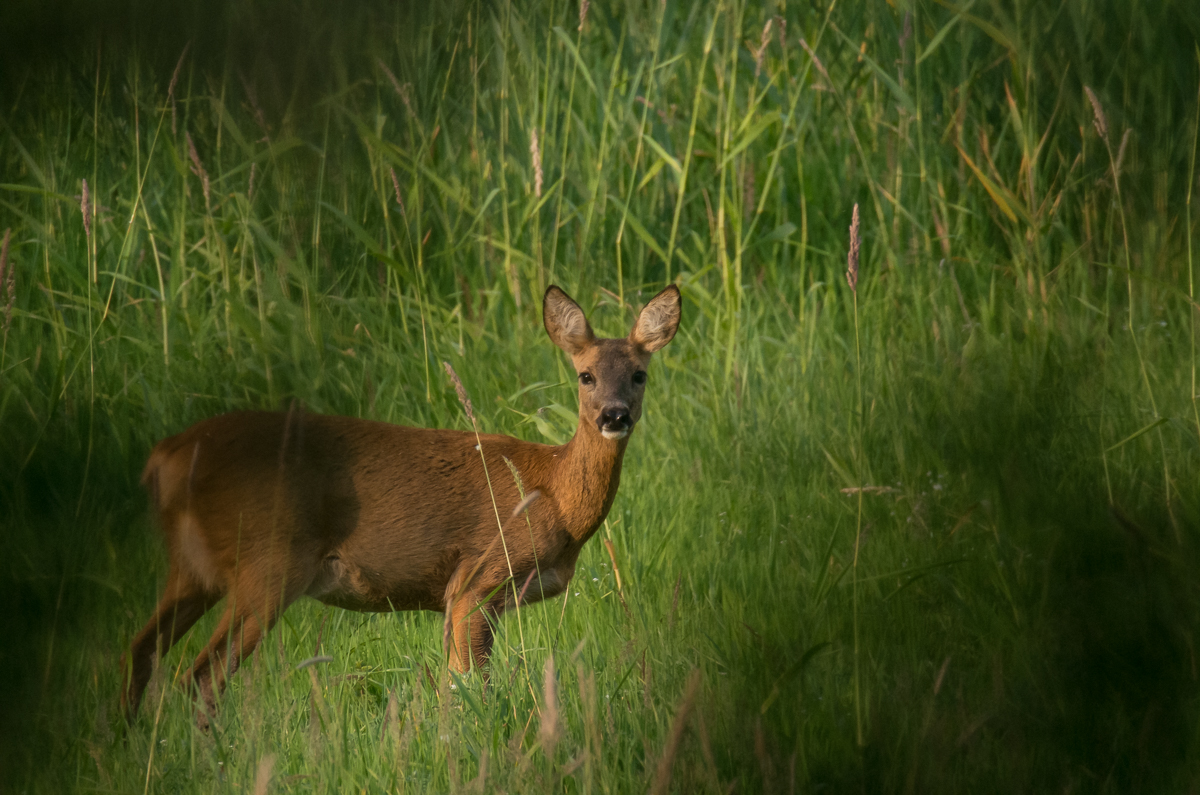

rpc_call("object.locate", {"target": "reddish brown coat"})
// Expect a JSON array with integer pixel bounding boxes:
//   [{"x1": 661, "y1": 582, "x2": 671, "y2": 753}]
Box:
[{"x1": 120, "y1": 284, "x2": 681, "y2": 721}]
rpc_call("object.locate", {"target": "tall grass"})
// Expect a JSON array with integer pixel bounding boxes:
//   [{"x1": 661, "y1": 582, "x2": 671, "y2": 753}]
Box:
[{"x1": 1, "y1": 0, "x2": 1199, "y2": 791}]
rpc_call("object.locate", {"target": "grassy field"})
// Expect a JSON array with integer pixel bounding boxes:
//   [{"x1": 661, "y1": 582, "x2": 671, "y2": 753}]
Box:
[{"x1": 2, "y1": 0, "x2": 1199, "y2": 791}]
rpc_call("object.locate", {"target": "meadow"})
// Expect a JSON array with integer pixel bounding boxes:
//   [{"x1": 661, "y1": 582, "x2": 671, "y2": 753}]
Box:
[{"x1": 2, "y1": 0, "x2": 1199, "y2": 791}]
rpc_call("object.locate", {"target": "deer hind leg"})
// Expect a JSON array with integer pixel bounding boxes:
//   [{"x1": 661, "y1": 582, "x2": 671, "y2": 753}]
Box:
[
  {"x1": 120, "y1": 569, "x2": 217, "y2": 721},
  {"x1": 186, "y1": 566, "x2": 306, "y2": 722}
]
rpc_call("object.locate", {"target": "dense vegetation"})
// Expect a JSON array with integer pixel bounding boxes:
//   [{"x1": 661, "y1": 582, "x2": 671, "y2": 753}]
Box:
[{"x1": 2, "y1": 0, "x2": 1199, "y2": 791}]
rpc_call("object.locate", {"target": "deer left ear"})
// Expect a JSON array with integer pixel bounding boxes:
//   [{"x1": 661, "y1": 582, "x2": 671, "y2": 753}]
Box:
[
  {"x1": 629, "y1": 284, "x2": 681, "y2": 353},
  {"x1": 544, "y1": 286, "x2": 596, "y2": 355}
]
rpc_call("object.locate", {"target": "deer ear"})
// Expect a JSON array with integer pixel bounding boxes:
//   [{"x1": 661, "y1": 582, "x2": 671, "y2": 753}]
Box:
[
  {"x1": 629, "y1": 284, "x2": 681, "y2": 353},
  {"x1": 544, "y1": 286, "x2": 595, "y2": 355}
]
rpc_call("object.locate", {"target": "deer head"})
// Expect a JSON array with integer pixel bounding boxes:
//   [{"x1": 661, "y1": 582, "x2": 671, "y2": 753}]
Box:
[{"x1": 543, "y1": 284, "x2": 681, "y2": 441}]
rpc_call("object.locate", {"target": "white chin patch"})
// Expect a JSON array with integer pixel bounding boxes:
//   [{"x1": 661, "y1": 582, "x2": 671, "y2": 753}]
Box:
[{"x1": 601, "y1": 428, "x2": 629, "y2": 440}]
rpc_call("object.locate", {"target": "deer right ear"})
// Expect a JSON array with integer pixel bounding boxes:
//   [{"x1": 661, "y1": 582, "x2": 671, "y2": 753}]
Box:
[
  {"x1": 544, "y1": 286, "x2": 595, "y2": 355},
  {"x1": 629, "y1": 284, "x2": 681, "y2": 353}
]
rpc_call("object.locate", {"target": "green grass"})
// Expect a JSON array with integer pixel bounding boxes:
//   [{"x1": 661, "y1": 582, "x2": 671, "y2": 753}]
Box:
[{"x1": 2, "y1": 0, "x2": 1199, "y2": 791}]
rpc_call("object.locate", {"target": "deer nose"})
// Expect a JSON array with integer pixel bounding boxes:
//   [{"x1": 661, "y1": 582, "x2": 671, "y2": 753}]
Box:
[{"x1": 598, "y1": 406, "x2": 631, "y2": 432}]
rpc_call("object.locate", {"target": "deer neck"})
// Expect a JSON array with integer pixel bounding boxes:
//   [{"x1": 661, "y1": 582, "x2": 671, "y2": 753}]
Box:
[{"x1": 551, "y1": 419, "x2": 629, "y2": 542}]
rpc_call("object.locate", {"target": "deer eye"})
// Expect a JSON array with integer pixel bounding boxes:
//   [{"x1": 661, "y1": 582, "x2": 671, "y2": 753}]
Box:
[
  {"x1": 632, "y1": 371, "x2": 647, "y2": 385},
  {"x1": 579, "y1": 372, "x2": 595, "y2": 386}
]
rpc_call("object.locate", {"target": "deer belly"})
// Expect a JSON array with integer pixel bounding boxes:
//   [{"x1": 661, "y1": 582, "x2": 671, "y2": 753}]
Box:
[
  {"x1": 305, "y1": 554, "x2": 439, "y2": 612},
  {"x1": 508, "y1": 563, "x2": 574, "y2": 608}
]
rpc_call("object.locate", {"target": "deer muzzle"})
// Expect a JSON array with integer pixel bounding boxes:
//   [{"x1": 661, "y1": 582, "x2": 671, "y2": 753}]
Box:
[{"x1": 598, "y1": 405, "x2": 632, "y2": 440}]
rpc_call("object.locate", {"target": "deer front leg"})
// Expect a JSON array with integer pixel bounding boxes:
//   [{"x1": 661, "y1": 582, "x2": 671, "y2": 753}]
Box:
[{"x1": 444, "y1": 589, "x2": 501, "y2": 673}]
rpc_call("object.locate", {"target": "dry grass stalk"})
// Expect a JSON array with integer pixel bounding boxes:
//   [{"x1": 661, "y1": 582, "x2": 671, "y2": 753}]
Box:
[
  {"x1": 1115, "y1": 128, "x2": 1133, "y2": 181},
  {"x1": 167, "y1": 44, "x2": 189, "y2": 136},
  {"x1": 390, "y1": 167, "x2": 407, "y2": 218},
  {"x1": 251, "y1": 754, "x2": 275, "y2": 795},
  {"x1": 2, "y1": 228, "x2": 13, "y2": 332},
  {"x1": 799, "y1": 38, "x2": 831, "y2": 87},
  {"x1": 247, "y1": 162, "x2": 257, "y2": 202},
  {"x1": 539, "y1": 654, "x2": 561, "y2": 759},
  {"x1": 511, "y1": 489, "x2": 541, "y2": 518},
  {"x1": 239, "y1": 71, "x2": 270, "y2": 140},
  {"x1": 667, "y1": 574, "x2": 682, "y2": 630},
  {"x1": 846, "y1": 203, "x2": 861, "y2": 292},
  {"x1": 898, "y1": 11, "x2": 913, "y2": 52},
  {"x1": 578, "y1": 0, "x2": 590, "y2": 32},
  {"x1": 530, "y1": 127, "x2": 543, "y2": 198},
  {"x1": 754, "y1": 19, "x2": 773, "y2": 76},
  {"x1": 378, "y1": 59, "x2": 414, "y2": 118},
  {"x1": 443, "y1": 360, "x2": 477, "y2": 426},
  {"x1": 602, "y1": 538, "x2": 633, "y2": 619},
  {"x1": 185, "y1": 133, "x2": 211, "y2": 210},
  {"x1": 80, "y1": 179, "x2": 91, "y2": 239},
  {"x1": 1084, "y1": 86, "x2": 1109, "y2": 143},
  {"x1": 602, "y1": 538, "x2": 624, "y2": 593},
  {"x1": 648, "y1": 669, "x2": 702, "y2": 795},
  {"x1": 841, "y1": 485, "x2": 898, "y2": 495},
  {"x1": 744, "y1": 166, "x2": 756, "y2": 221},
  {"x1": 516, "y1": 568, "x2": 539, "y2": 604},
  {"x1": 0, "y1": 229, "x2": 9, "y2": 290}
]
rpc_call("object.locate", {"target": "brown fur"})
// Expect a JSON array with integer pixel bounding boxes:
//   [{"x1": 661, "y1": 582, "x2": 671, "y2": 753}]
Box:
[{"x1": 120, "y1": 284, "x2": 681, "y2": 721}]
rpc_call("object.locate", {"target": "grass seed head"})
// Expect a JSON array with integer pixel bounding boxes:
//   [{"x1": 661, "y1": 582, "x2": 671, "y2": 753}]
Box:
[
  {"x1": 799, "y1": 38, "x2": 832, "y2": 88},
  {"x1": 390, "y1": 167, "x2": 406, "y2": 218},
  {"x1": 530, "y1": 127, "x2": 543, "y2": 198},
  {"x1": 846, "y1": 203, "x2": 861, "y2": 293},
  {"x1": 378, "y1": 59, "x2": 414, "y2": 117},
  {"x1": 248, "y1": 162, "x2": 257, "y2": 201},
  {"x1": 167, "y1": 43, "x2": 189, "y2": 136},
  {"x1": 578, "y1": 0, "x2": 590, "y2": 32},
  {"x1": 1115, "y1": 128, "x2": 1132, "y2": 181},
  {"x1": 755, "y1": 20, "x2": 773, "y2": 76},
  {"x1": 80, "y1": 179, "x2": 91, "y2": 239},
  {"x1": 185, "y1": 133, "x2": 211, "y2": 210},
  {"x1": 1084, "y1": 86, "x2": 1109, "y2": 143},
  {"x1": 443, "y1": 360, "x2": 476, "y2": 426}
]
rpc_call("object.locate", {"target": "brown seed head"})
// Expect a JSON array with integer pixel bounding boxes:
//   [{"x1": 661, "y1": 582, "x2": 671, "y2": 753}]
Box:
[
  {"x1": 186, "y1": 133, "x2": 211, "y2": 210},
  {"x1": 389, "y1": 167, "x2": 406, "y2": 218},
  {"x1": 1084, "y1": 86, "x2": 1109, "y2": 143},
  {"x1": 80, "y1": 179, "x2": 91, "y2": 239},
  {"x1": 755, "y1": 20, "x2": 773, "y2": 76},
  {"x1": 578, "y1": 0, "x2": 590, "y2": 32},
  {"x1": 443, "y1": 360, "x2": 476, "y2": 426},
  {"x1": 846, "y1": 203, "x2": 861, "y2": 293},
  {"x1": 799, "y1": 38, "x2": 832, "y2": 87},
  {"x1": 530, "y1": 128, "x2": 543, "y2": 199},
  {"x1": 378, "y1": 59, "x2": 414, "y2": 117},
  {"x1": 1115, "y1": 128, "x2": 1132, "y2": 181},
  {"x1": 167, "y1": 43, "x2": 189, "y2": 136}
]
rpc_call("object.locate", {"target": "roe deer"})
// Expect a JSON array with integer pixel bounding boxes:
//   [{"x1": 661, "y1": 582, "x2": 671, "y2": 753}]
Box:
[{"x1": 120, "y1": 284, "x2": 681, "y2": 720}]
